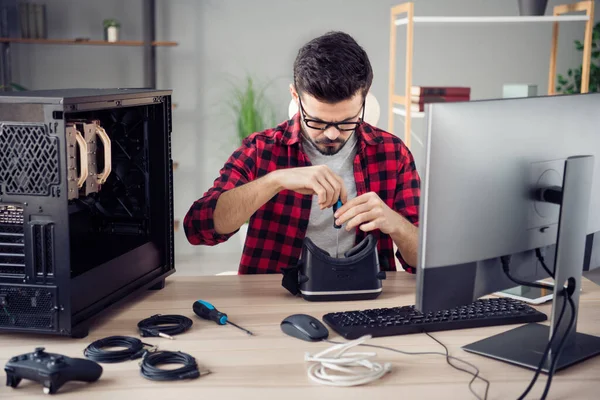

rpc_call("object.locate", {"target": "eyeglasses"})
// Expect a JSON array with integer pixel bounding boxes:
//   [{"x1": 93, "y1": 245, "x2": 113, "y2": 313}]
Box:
[{"x1": 298, "y1": 97, "x2": 365, "y2": 132}]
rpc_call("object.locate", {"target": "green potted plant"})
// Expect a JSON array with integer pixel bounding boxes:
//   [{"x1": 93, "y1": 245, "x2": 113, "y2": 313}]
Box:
[
  {"x1": 556, "y1": 22, "x2": 600, "y2": 94},
  {"x1": 517, "y1": 0, "x2": 548, "y2": 16},
  {"x1": 103, "y1": 19, "x2": 120, "y2": 43},
  {"x1": 227, "y1": 75, "x2": 276, "y2": 248},
  {"x1": 0, "y1": 83, "x2": 27, "y2": 91}
]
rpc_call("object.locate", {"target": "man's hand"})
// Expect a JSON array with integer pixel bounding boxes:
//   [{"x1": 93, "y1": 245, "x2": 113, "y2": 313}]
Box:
[
  {"x1": 271, "y1": 165, "x2": 348, "y2": 209},
  {"x1": 334, "y1": 192, "x2": 399, "y2": 234},
  {"x1": 334, "y1": 191, "x2": 418, "y2": 267}
]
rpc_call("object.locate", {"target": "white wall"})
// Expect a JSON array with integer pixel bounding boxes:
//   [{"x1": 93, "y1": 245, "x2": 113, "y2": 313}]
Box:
[{"x1": 10, "y1": 0, "x2": 597, "y2": 271}]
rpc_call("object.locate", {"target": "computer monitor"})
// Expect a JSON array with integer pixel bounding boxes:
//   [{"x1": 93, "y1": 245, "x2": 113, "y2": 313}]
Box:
[{"x1": 415, "y1": 92, "x2": 600, "y2": 373}]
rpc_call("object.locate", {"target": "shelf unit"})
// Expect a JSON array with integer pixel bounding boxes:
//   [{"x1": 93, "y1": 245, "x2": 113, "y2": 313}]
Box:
[
  {"x1": 388, "y1": 0, "x2": 595, "y2": 148},
  {"x1": 0, "y1": 0, "x2": 182, "y2": 232},
  {"x1": 0, "y1": 38, "x2": 177, "y2": 46},
  {"x1": 0, "y1": 0, "x2": 177, "y2": 90}
]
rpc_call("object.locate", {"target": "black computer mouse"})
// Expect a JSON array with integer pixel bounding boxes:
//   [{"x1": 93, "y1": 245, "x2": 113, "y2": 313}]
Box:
[{"x1": 280, "y1": 314, "x2": 329, "y2": 342}]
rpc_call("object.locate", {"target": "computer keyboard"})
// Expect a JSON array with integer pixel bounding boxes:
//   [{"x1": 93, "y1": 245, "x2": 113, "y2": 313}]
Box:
[{"x1": 322, "y1": 297, "x2": 547, "y2": 340}]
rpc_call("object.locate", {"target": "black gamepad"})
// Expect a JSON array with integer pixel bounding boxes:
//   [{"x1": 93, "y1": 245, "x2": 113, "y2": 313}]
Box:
[{"x1": 4, "y1": 347, "x2": 103, "y2": 394}]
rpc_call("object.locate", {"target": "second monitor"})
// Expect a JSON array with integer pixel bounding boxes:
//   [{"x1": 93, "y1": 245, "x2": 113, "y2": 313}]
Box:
[{"x1": 416, "y1": 92, "x2": 600, "y2": 372}]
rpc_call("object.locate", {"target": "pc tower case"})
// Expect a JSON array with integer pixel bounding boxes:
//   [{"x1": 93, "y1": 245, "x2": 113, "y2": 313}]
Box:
[{"x1": 0, "y1": 88, "x2": 175, "y2": 338}]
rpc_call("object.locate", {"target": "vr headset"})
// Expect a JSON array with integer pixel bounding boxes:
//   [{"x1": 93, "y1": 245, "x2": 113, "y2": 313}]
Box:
[{"x1": 281, "y1": 234, "x2": 386, "y2": 301}]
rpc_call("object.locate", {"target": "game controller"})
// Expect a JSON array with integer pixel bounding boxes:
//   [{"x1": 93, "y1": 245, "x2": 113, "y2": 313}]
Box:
[{"x1": 4, "y1": 347, "x2": 103, "y2": 394}]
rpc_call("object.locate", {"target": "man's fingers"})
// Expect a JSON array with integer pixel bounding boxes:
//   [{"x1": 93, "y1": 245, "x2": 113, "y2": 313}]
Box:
[
  {"x1": 316, "y1": 175, "x2": 336, "y2": 208},
  {"x1": 345, "y1": 209, "x2": 377, "y2": 231},
  {"x1": 359, "y1": 221, "x2": 378, "y2": 232},
  {"x1": 330, "y1": 171, "x2": 348, "y2": 205},
  {"x1": 335, "y1": 193, "x2": 371, "y2": 218},
  {"x1": 340, "y1": 182, "x2": 349, "y2": 204},
  {"x1": 336, "y1": 203, "x2": 371, "y2": 226},
  {"x1": 323, "y1": 173, "x2": 342, "y2": 208},
  {"x1": 312, "y1": 182, "x2": 327, "y2": 207}
]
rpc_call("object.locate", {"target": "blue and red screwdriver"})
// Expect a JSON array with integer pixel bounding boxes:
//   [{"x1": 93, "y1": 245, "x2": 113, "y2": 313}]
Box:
[{"x1": 193, "y1": 300, "x2": 254, "y2": 336}]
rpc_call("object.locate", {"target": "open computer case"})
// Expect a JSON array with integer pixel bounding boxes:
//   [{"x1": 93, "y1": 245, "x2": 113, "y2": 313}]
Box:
[{"x1": 0, "y1": 88, "x2": 175, "y2": 338}]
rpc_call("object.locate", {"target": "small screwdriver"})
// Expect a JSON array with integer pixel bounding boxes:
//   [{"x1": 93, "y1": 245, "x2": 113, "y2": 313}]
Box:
[
  {"x1": 193, "y1": 300, "x2": 254, "y2": 336},
  {"x1": 333, "y1": 198, "x2": 343, "y2": 258},
  {"x1": 333, "y1": 198, "x2": 343, "y2": 229}
]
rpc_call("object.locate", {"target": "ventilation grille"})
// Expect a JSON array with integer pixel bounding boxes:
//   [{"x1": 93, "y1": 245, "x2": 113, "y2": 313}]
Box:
[
  {"x1": 0, "y1": 286, "x2": 57, "y2": 331},
  {"x1": 0, "y1": 205, "x2": 25, "y2": 276},
  {"x1": 32, "y1": 222, "x2": 55, "y2": 278},
  {"x1": 0, "y1": 123, "x2": 60, "y2": 196}
]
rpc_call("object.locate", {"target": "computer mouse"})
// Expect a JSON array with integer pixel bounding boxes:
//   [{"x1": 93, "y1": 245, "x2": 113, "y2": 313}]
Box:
[{"x1": 280, "y1": 314, "x2": 329, "y2": 342}]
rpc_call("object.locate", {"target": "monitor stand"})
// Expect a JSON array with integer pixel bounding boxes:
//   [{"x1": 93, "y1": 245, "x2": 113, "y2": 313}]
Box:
[{"x1": 463, "y1": 155, "x2": 600, "y2": 373}]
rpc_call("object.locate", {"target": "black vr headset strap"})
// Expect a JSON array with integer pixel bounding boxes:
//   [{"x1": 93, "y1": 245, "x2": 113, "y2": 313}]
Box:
[{"x1": 281, "y1": 262, "x2": 301, "y2": 296}]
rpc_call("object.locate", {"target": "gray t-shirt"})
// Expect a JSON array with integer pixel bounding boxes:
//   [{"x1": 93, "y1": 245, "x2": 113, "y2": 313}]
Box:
[{"x1": 301, "y1": 133, "x2": 358, "y2": 257}]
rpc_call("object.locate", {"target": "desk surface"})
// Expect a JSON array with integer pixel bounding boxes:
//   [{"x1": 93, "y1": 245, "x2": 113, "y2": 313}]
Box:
[{"x1": 0, "y1": 272, "x2": 599, "y2": 400}]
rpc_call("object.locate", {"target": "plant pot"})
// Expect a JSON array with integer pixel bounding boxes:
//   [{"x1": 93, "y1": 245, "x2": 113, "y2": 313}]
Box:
[
  {"x1": 518, "y1": 0, "x2": 548, "y2": 16},
  {"x1": 238, "y1": 222, "x2": 249, "y2": 249},
  {"x1": 104, "y1": 26, "x2": 119, "y2": 42}
]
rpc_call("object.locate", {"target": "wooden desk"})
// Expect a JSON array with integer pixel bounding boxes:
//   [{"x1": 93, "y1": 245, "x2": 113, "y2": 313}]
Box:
[{"x1": 0, "y1": 272, "x2": 598, "y2": 399}]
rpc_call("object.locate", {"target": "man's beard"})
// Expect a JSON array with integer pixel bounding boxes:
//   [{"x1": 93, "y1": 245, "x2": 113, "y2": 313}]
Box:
[{"x1": 301, "y1": 124, "x2": 353, "y2": 156}]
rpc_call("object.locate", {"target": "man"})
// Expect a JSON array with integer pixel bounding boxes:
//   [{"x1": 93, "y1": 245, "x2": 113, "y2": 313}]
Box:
[{"x1": 184, "y1": 31, "x2": 420, "y2": 274}]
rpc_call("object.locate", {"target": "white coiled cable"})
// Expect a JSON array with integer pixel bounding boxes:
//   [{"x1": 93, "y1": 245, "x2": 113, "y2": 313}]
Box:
[{"x1": 304, "y1": 335, "x2": 392, "y2": 387}]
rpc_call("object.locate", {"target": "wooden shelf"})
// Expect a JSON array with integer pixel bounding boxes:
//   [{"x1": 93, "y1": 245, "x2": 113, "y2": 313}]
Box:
[
  {"x1": 388, "y1": 0, "x2": 595, "y2": 148},
  {"x1": 0, "y1": 38, "x2": 178, "y2": 46},
  {"x1": 173, "y1": 161, "x2": 179, "y2": 171},
  {"x1": 174, "y1": 219, "x2": 180, "y2": 232},
  {"x1": 395, "y1": 15, "x2": 589, "y2": 25},
  {"x1": 393, "y1": 107, "x2": 424, "y2": 118}
]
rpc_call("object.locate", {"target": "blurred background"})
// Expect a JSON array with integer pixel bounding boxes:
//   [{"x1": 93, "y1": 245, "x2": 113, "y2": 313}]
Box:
[{"x1": 1, "y1": 0, "x2": 597, "y2": 275}]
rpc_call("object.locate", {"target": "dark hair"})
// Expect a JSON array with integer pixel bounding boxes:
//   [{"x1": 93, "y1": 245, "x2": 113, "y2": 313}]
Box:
[{"x1": 293, "y1": 31, "x2": 373, "y2": 103}]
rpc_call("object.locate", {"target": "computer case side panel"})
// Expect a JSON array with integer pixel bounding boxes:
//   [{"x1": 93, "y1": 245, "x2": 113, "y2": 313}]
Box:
[
  {"x1": 65, "y1": 93, "x2": 175, "y2": 336},
  {"x1": 0, "y1": 102, "x2": 72, "y2": 335}
]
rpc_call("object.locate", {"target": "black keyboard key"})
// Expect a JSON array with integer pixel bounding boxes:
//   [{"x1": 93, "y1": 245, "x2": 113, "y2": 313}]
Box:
[{"x1": 322, "y1": 298, "x2": 548, "y2": 340}]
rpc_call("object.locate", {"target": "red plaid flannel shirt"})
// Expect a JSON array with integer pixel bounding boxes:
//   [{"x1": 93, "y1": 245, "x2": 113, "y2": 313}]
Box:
[{"x1": 183, "y1": 113, "x2": 420, "y2": 274}]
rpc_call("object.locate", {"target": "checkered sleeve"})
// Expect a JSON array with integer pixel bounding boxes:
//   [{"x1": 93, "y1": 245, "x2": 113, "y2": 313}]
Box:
[
  {"x1": 183, "y1": 137, "x2": 257, "y2": 246},
  {"x1": 394, "y1": 144, "x2": 421, "y2": 273}
]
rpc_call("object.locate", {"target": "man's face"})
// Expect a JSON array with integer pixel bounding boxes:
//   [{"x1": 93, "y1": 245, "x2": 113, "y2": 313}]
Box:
[{"x1": 292, "y1": 86, "x2": 365, "y2": 156}]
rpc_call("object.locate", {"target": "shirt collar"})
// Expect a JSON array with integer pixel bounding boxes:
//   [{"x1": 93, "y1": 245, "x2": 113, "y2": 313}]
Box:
[{"x1": 282, "y1": 112, "x2": 383, "y2": 147}]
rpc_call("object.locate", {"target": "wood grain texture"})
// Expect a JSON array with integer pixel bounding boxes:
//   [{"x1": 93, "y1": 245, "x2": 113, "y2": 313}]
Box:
[
  {"x1": 388, "y1": 2, "x2": 415, "y2": 148},
  {"x1": 388, "y1": 7, "x2": 398, "y2": 135},
  {"x1": 0, "y1": 38, "x2": 177, "y2": 46},
  {"x1": 403, "y1": 2, "x2": 414, "y2": 148},
  {"x1": 548, "y1": 0, "x2": 594, "y2": 94},
  {"x1": 0, "y1": 272, "x2": 598, "y2": 399}
]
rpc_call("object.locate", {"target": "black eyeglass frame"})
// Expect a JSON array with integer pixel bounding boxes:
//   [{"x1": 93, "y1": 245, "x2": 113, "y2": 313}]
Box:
[{"x1": 297, "y1": 96, "x2": 366, "y2": 132}]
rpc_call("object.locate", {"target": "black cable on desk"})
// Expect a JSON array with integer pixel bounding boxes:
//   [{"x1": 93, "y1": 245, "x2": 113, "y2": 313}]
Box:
[
  {"x1": 501, "y1": 255, "x2": 554, "y2": 291},
  {"x1": 502, "y1": 255, "x2": 575, "y2": 400},
  {"x1": 539, "y1": 292, "x2": 576, "y2": 399},
  {"x1": 535, "y1": 248, "x2": 555, "y2": 279},
  {"x1": 140, "y1": 350, "x2": 210, "y2": 381},
  {"x1": 84, "y1": 336, "x2": 152, "y2": 363},
  {"x1": 137, "y1": 314, "x2": 193, "y2": 339}
]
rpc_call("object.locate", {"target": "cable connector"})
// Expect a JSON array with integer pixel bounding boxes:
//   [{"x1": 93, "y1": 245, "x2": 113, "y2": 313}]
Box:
[
  {"x1": 140, "y1": 328, "x2": 174, "y2": 339},
  {"x1": 137, "y1": 314, "x2": 193, "y2": 339},
  {"x1": 179, "y1": 371, "x2": 200, "y2": 379}
]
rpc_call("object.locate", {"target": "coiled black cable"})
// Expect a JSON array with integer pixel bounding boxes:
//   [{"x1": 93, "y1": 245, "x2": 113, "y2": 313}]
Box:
[
  {"x1": 140, "y1": 350, "x2": 210, "y2": 381},
  {"x1": 84, "y1": 336, "x2": 152, "y2": 363},
  {"x1": 137, "y1": 314, "x2": 193, "y2": 339}
]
